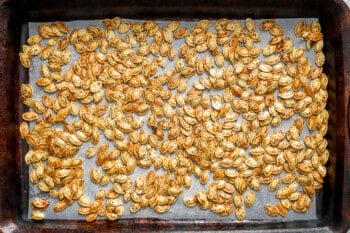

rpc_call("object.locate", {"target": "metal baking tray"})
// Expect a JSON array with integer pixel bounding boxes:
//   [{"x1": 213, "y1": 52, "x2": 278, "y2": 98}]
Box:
[{"x1": 0, "y1": 0, "x2": 349, "y2": 232}]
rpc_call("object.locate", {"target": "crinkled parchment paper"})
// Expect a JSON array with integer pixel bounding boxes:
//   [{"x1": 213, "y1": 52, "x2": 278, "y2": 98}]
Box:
[{"x1": 27, "y1": 18, "x2": 319, "y2": 221}]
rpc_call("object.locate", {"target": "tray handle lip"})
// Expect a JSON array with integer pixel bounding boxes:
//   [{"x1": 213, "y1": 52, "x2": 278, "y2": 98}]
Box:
[
  {"x1": 344, "y1": 16, "x2": 350, "y2": 233},
  {"x1": 335, "y1": 0, "x2": 350, "y2": 231},
  {"x1": 0, "y1": 2, "x2": 18, "y2": 231},
  {"x1": 0, "y1": 0, "x2": 349, "y2": 232}
]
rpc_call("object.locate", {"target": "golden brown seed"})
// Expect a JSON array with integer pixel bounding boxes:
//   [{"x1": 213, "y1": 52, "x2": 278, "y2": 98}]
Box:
[
  {"x1": 19, "y1": 121, "x2": 30, "y2": 139},
  {"x1": 31, "y1": 210, "x2": 45, "y2": 220},
  {"x1": 163, "y1": 27, "x2": 174, "y2": 43},
  {"x1": 85, "y1": 212, "x2": 97, "y2": 222},
  {"x1": 244, "y1": 191, "x2": 255, "y2": 207},
  {"x1": 53, "y1": 200, "x2": 68, "y2": 212},
  {"x1": 264, "y1": 204, "x2": 279, "y2": 216},
  {"x1": 31, "y1": 197, "x2": 50, "y2": 209},
  {"x1": 235, "y1": 206, "x2": 246, "y2": 220},
  {"x1": 118, "y1": 22, "x2": 130, "y2": 33},
  {"x1": 315, "y1": 52, "x2": 325, "y2": 66},
  {"x1": 85, "y1": 145, "x2": 97, "y2": 159},
  {"x1": 233, "y1": 193, "x2": 243, "y2": 208},
  {"x1": 19, "y1": 52, "x2": 30, "y2": 68},
  {"x1": 294, "y1": 20, "x2": 305, "y2": 36},
  {"x1": 78, "y1": 195, "x2": 91, "y2": 207},
  {"x1": 22, "y1": 112, "x2": 38, "y2": 121}
]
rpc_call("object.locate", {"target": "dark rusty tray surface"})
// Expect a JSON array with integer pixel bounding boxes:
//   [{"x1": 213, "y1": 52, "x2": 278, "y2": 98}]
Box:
[{"x1": 0, "y1": 0, "x2": 350, "y2": 232}]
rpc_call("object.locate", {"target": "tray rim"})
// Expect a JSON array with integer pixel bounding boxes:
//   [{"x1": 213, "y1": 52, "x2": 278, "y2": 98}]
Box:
[{"x1": 1, "y1": 0, "x2": 350, "y2": 232}]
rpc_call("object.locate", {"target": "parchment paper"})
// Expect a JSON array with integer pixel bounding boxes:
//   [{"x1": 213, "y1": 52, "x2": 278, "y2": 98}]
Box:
[{"x1": 27, "y1": 18, "x2": 319, "y2": 221}]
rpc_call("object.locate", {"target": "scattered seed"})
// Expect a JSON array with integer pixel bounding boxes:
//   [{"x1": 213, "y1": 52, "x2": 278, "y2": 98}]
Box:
[{"x1": 21, "y1": 17, "x2": 328, "y2": 222}]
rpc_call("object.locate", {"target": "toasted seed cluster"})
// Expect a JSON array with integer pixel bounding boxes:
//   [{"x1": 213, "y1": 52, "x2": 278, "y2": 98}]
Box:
[{"x1": 20, "y1": 17, "x2": 329, "y2": 221}]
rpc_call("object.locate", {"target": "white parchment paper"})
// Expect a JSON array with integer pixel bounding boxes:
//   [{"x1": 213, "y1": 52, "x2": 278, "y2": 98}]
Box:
[{"x1": 27, "y1": 17, "x2": 319, "y2": 221}]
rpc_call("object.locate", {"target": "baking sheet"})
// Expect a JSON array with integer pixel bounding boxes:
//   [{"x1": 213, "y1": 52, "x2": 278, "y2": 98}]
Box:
[{"x1": 27, "y1": 17, "x2": 319, "y2": 220}]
